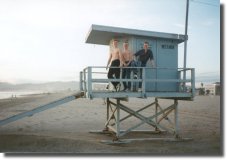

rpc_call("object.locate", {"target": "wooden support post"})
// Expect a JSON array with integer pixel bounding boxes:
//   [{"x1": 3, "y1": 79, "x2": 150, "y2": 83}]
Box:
[
  {"x1": 104, "y1": 98, "x2": 110, "y2": 131},
  {"x1": 90, "y1": 98, "x2": 193, "y2": 143},
  {"x1": 107, "y1": 98, "x2": 110, "y2": 121},
  {"x1": 155, "y1": 98, "x2": 158, "y2": 131},
  {"x1": 116, "y1": 99, "x2": 120, "y2": 138},
  {"x1": 174, "y1": 99, "x2": 179, "y2": 138}
]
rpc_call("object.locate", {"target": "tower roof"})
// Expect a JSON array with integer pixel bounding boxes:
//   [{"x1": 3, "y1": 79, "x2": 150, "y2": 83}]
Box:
[{"x1": 85, "y1": 24, "x2": 186, "y2": 45}]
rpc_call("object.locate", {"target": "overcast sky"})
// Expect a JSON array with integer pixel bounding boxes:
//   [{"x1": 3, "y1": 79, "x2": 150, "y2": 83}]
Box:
[{"x1": 0, "y1": 0, "x2": 220, "y2": 84}]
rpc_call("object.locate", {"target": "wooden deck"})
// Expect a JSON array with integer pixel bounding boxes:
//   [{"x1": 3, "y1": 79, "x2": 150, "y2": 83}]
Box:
[{"x1": 84, "y1": 90, "x2": 193, "y2": 100}]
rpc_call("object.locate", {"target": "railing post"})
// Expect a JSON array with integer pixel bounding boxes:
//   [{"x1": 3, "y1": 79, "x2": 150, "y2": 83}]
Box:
[
  {"x1": 191, "y1": 68, "x2": 195, "y2": 97},
  {"x1": 80, "y1": 71, "x2": 83, "y2": 91},
  {"x1": 83, "y1": 68, "x2": 87, "y2": 92},
  {"x1": 87, "y1": 67, "x2": 92, "y2": 98},
  {"x1": 183, "y1": 68, "x2": 187, "y2": 92},
  {"x1": 142, "y1": 67, "x2": 146, "y2": 96}
]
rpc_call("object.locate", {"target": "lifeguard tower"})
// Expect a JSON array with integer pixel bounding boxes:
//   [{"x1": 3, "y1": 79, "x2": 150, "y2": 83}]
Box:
[
  {"x1": 80, "y1": 24, "x2": 195, "y2": 142},
  {"x1": 0, "y1": 24, "x2": 195, "y2": 143}
]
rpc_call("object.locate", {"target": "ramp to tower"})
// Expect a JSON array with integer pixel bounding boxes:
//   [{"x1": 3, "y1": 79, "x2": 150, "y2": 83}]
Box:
[{"x1": 0, "y1": 91, "x2": 84, "y2": 126}]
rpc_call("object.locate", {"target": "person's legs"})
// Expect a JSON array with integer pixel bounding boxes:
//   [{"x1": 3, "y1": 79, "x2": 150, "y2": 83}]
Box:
[
  {"x1": 108, "y1": 59, "x2": 120, "y2": 90},
  {"x1": 139, "y1": 68, "x2": 142, "y2": 88},
  {"x1": 122, "y1": 68, "x2": 127, "y2": 90},
  {"x1": 107, "y1": 67, "x2": 114, "y2": 79},
  {"x1": 139, "y1": 63, "x2": 146, "y2": 89},
  {"x1": 114, "y1": 64, "x2": 120, "y2": 90},
  {"x1": 107, "y1": 66, "x2": 115, "y2": 90},
  {"x1": 126, "y1": 67, "x2": 131, "y2": 90},
  {"x1": 112, "y1": 67, "x2": 120, "y2": 88}
]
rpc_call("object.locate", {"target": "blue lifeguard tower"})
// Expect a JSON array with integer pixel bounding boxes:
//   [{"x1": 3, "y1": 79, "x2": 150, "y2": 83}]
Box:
[
  {"x1": 80, "y1": 24, "x2": 195, "y2": 142},
  {"x1": 83, "y1": 24, "x2": 195, "y2": 99},
  {"x1": 0, "y1": 24, "x2": 195, "y2": 143}
]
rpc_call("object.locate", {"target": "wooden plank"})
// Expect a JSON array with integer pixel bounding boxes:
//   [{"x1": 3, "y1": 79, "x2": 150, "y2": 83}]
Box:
[{"x1": 0, "y1": 92, "x2": 84, "y2": 126}]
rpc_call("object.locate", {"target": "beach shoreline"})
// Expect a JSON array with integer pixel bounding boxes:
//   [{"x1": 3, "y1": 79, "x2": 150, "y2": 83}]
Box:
[{"x1": 0, "y1": 90, "x2": 77, "y2": 100}]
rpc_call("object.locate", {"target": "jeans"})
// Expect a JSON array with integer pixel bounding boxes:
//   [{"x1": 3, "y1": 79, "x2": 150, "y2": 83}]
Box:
[
  {"x1": 107, "y1": 59, "x2": 120, "y2": 88},
  {"x1": 138, "y1": 63, "x2": 146, "y2": 88},
  {"x1": 122, "y1": 62, "x2": 132, "y2": 89}
]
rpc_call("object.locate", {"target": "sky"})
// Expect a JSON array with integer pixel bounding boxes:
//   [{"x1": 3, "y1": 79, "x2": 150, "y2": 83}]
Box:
[{"x1": 0, "y1": 0, "x2": 221, "y2": 84}]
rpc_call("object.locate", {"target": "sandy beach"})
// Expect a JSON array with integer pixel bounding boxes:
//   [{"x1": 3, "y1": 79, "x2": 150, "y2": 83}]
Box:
[{"x1": 0, "y1": 92, "x2": 221, "y2": 155}]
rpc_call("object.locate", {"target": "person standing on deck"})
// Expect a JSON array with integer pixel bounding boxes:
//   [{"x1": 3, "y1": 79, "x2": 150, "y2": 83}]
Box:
[
  {"x1": 121, "y1": 41, "x2": 133, "y2": 91},
  {"x1": 106, "y1": 39, "x2": 121, "y2": 91},
  {"x1": 134, "y1": 41, "x2": 155, "y2": 92}
]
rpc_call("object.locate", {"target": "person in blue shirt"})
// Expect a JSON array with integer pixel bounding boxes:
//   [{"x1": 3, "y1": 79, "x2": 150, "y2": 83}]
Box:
[{"x1": 134, "y1": 41, "x2": 155, "y2": 92}]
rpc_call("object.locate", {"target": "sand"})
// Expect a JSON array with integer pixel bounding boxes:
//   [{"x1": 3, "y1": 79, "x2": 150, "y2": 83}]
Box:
[{"x1": 0, "y1": 92, "x2": 221, "y2": 155}]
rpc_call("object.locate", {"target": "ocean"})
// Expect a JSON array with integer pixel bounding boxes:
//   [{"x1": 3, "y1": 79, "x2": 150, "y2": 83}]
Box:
[{"x1": 0, "y1": 91, "x2": 43, "y2": 99}]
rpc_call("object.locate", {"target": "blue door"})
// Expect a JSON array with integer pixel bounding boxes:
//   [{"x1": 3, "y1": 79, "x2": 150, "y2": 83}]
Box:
[{"x1": 156, "y1": 40, "x2": 178, "y2": 92}]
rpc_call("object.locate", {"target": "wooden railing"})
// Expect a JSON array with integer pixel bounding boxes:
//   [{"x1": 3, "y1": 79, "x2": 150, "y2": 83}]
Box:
[{"x1": 80, "y1": 66, "x2": 195, "y2": 98}]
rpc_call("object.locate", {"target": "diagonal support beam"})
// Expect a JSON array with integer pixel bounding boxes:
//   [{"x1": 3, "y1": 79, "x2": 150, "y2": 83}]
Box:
[
  {"x1": 118, "y1": 102, "x2": 176, "y2": 136},
  {"x1": 157, "y1": 107, "x2": 175, "y2": 124},
  {"x1": 118, "y1": 103, "x2": 156, "y2": 128},
  {"x1": 111, "y1": 101, "x2": 156, "y2": 126},
  {"x1": 157, "y1": 103, "x2": 174, "y2": 125},
  {"x1": 104, "y1": 107, "x2": 117, "y2": 127}
]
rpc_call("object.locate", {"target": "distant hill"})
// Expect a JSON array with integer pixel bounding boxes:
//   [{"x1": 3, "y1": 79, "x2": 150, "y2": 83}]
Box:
[{"x1": 0, "y1": 81, "x2": 79, "y2": 92}]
